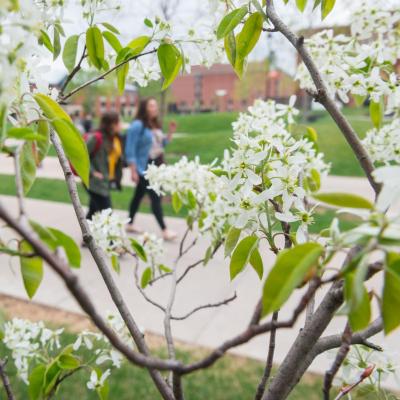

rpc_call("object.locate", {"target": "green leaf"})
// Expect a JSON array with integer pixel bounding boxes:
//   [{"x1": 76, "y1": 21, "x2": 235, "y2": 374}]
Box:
[
  {"x1": 236, "y1": 12, "x2": 263, "y2": 59},
  {"x1": 30, "y1": 220, "x2": 57, "y2": 247},
  {"x1": 20, "y1": 142, "x2": 37, "y2": 194},
  {"x1": 383, "y1": 254, "x2": 400, "y2": 334},
  {"x1": 101, "y1": 22, "x2": 120, "y2": 34},
  {"x1": 7, "y1": 127, "x2": 44, "y2": 141},
  {"x1": 39, "y1": 30, "x2": 54, "y2": 53},
  {"x1": 313, "y1": 192, "x2": 374, "y2": 210},
  {"x1": 51, "y1": 118, "x2": 90, "y2": 186},
  {"x1": 44, "y1": 361, "x2": 62, "y2": 396},
  {"x1": 296, "y1": 0, "x2": 308, "y2": 12},
  {"x1": 187, "y1": 190, "x2": 197, "y2": 209},
  {"x1": 159, "y1": 264, "x2": 172, "y2": 273},
  {"x1": 216, "y1": 6, "x2": 248, "y2": 39},
  {"x1": 305, "y1": 126, "x2": 318, "y2": 147},
  {"x1": 111, "y1": 254, "x2": 120, "y2": 273},
  {"x1": 103, "y1": 31, "x2": 122, "y2": 53},
  {"x1": 33, "y1": 93, "x2": 71, "y2": 122},
  {"x1": 62, "y1": 35, "x2": 79, "y2": 72},
  {"x1": 36, "y1": 120, "x2": 51, "y2": 165},
  {"x1": 127, "y1": 35, "x2": 150, "y2": 56},
  {"x1": 53, "y1": 27, "x2": 61, "y2": 60},
  {"x1": 307, "y1": 168, "x2": 321, "y2": 192},
  {"x1": 20, "y1": 241, "x2": 43, "y2": 299},
  {"x1": 28, "y1": 364, "x2": 46, "y2": 400},
  {"x1": 230, "y1": 235, "x2": 258, "y2": 280},
  {"x1": 141, "y1": 267, "x2": 152, "y2": 288},
  {"x1": 321, "y1": 0, "x2": 335, "y2": 19},
  {"x1": 262, "y1": 243, "x2": 323, "y2": 316},
  {"x1": 224, "y1": 31, "x2": 237, "y2": 68},
  {"x1": 57, "y1": 354, "x2": 80, "y2": 370},
  {"x1": 115, "y1": 48, "x2": 132, "y2": 94},
  {"x1": 157, "y1": 43, "x2": 182, "y2": 90},
  {"x1": 224, "y1": 226, "x2": 241, "y2": 258},
  {"x1": 130, "y1": 238, "x2": 147, "y2": 262},
  {"x1": 48, "y1": 227, "x2": 81, "y2": 268},
  {"x1": 144, "y1": 18, "x2": 153, "y2": 28},
  {"x1": 344, "y1": 271, "x2": 371, "y2": 331},
  {"x1": 0, "y1": 105, "x2": 7, "y2": 144},
  {"x1": 86, "y1": 26, "x2": 105, "y2": 70},
  {"x1": 172, "y1": 192, "x2": 182, "y2": 213},
  {"x1": 369, "y1": 99, "x2": 383, "y2": 129},
  {"x1": 249, "y1": 247, "x2": 263, "y2": 279}
]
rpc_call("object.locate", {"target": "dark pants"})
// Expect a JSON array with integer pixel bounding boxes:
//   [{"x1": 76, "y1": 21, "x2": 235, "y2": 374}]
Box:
[
  {"x1": 86, "y1": 191, "x2": 112, "y2": 220},
  {"x1": 129, "y1": 175, "x2": 166, "y2": 230}
]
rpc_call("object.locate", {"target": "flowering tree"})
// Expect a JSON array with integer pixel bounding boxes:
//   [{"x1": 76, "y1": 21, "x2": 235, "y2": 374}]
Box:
[{"x1": 0, "y1": 0, "x2": 400, "y2": 399}]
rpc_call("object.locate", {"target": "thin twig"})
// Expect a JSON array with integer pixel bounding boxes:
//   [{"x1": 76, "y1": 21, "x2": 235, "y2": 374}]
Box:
[
  {"x1": 334, "y1": 365, "x2": 375, "y2": 400},
  {"x1": 254, "y1": 311, "x2": 279, "y2": 400},
  {"x1": 59, "y1": 46, "x2": 87, "y2": 97},
  {"x1": 13, "y1": 145, "x2": 26, "y2": 219},
  {"x1": 60, "y1": 48, "x2": 157, "y2": 101},
  {"x1": 0, "y1": 359, "x2": 15, "y2": 400},
  {"x1": 323, "y1": 323, "x2": 352, "y2": 400}
]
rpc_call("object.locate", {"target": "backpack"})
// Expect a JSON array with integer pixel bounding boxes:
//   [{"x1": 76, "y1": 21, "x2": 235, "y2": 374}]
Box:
[{"x1": 70, "y1": 131, "x2": 103, "y2": 177}]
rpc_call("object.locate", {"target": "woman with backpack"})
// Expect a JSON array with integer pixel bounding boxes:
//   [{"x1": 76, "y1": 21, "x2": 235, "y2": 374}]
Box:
[
  {"x1": 86, "y1": 111, "x2": 123, "y2": 220},
  {"x1": 125, "y1": 97, "x2": 177, "y2": 241}
]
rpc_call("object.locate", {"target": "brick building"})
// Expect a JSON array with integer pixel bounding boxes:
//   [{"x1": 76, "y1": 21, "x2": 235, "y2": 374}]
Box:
[{"x1": 168, "y1": 62, "x2": 298, "y2": 113}]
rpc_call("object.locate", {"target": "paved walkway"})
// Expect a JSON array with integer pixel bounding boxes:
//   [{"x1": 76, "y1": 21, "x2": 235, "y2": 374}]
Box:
[{"x1": 0, "y1": 194, "x2": 399, "y2": 390}]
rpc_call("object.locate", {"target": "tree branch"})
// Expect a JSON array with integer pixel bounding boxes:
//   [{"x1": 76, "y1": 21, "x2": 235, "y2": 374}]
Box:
[
  {"x1": 254, "y1": 311, "x2": 279, "y2": 400},
  {"x1": 263, "y1": 0, "x2": 380, "y2": 194},
  {"x1": 49, "y1": 132, "x2": 174, "y2": 400},
  {"x1": 0, "y1": 359, "x2": 15, "y2": 400}
]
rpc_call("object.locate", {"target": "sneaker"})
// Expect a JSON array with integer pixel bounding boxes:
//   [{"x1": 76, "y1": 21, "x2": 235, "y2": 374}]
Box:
[
  {"x1": 162, "y1": 229, "x2": 178, "y2": 241},
  {"x1": 126, "y1": 224, "x2": 143, "y2": 234}
]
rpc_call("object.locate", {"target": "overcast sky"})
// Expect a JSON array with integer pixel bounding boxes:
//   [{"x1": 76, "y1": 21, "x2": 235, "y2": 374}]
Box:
[{"x1": 49, "y1": 0, "x2": 374, "y2": 81}]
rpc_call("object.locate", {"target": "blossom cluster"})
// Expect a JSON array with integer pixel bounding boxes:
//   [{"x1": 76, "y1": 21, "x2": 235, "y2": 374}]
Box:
[
  {"x1": 3, "y1": 313, "x2": 134, "y2": 392},
  {"x1": 295, "y1": 0, "x2": 400, "y2": 113},
  {"x1": 87, "y1": 208, "x2": 129, "y2": 256},
  {"x1": 362, "y1": 119, "x2": 400, "y2": 166},
  {"x1": 138, "y1": 232, "x2": 165, "y2": 268},
  {"x1": 147, "y1": 99, "x2": 329, "y2": 243}
]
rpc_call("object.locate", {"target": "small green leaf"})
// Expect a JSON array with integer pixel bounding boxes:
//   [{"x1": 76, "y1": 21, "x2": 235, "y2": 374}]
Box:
[
  {"x1": 44, "y1": 361, "x2": 62, "y2": 396},
  {"x1": 369, "y1": 99, "x2": 383, "y2": 128},
  {"x1": 57, "y1": 354, "x2": 80, "y2": 370},
  {"x1": 144, "y1": 18, "x2": 153, "y2": 28},
  {"x1": 159, "y1": 264, "x2": 172, "y2": 273},
  {"x1": 28, "y1": 364, "x2": 46, "y2": 400},
  {"x1": 36, "y1": 121, "x2": 51, "y2": 164},
  {"x1": 20, "y1": 142, "x2": 37, "y2": 194},
  {"x1": 115, "y1": 47, "x2": 132, "y2": 94},
  {"x1": 230, "y1": 235, "x2": 258, "y2": 280},
  {"x1": 53, "y1": 27, "x2": 61, "y2": 60},
  {"x1": 130, "y1": 238, "x2": 147, "y2": 262},
  {"x1": 86, "y1": 26, "x2": 105, "y2": 70},
  {"x1": 262, "y1": 243, "x2": 323, "y2": 316},
  {"x1": 62, "y1": 35, "x2": 79, "y2": 72},
  {"x1": 51, "y1": 118, "x2": 90, "y2": 186},
  {"x1": 236, "y1": 12, "x2": 263, "y2": 59},
  {"x1": 187, "y1": 190, "x2": 197, "y2": 209},
  {"x1": 39, "y1": 30, "x2": 54, "y2": 53},
  {"x1": 33, "y1": 93, "x2": 71, "y2": 121},
  {"x1": 103, "y1": 31, "x2": 122, "y2": 53},
  {"x1": 307, "y1": 168, "x2": 321, "y2": 192},
  {"x1": 7, "y1": 127, "x2": 44, "y2": 141},
  {"x1": 216, "y1": 6, "x2": 248, "y2": 39},
  {"x1": 100, "y1": 22, "x2": 120, "y2": 34},
  {"x1": 157, "y1": 43, "x2": 182, "y2": 90},
  {"x1": 172, "y1": 192, "x2": 182, "y2": 213},
  {"x1": 141, "y1": 267, "x2": 152, "y2": 288},
  {"x1": 321, "y1": 0, "x2": 336, "y2": 19},
  {"x1": 20, "y1": 241, "x2": 43, "y2": 299},
  {"x1": 111, "y1": 254, "x2": 120, "y2": 273},
  {"x1": 127, "y1": 35, "x2": 150, "y2": 56},
  {"x1": 305, "y1": 126, "x2": 318, "y2": 147},
  {"x1": 48, "y1": 228, "x2": 81, "y2": 268},
  {"x1": 383, "y1": 254, "x2": 400, "y2": 334},
  {"x1": 296, "y1": 0, "x2": 308, "y2": 12},
  {"x1": 344, "y1": 271, "x2": 371, "y2": 331},
  {"x1": 249, "y1": 247, "x2": 263, "y2": 279},
  {"x1": 313, "y1": 192, "x2": 374, "y2": 210},
  {"x1": 224, "y1": 226, "x2": 241, "y2": 258},
  {"x1": 224, "y1": 31, "x2": 237, "y2": 68},
  {"x1": 0, "y1": 105, "x2": 7, "y2": 144}
]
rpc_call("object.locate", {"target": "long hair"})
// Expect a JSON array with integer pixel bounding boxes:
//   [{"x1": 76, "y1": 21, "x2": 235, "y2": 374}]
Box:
[
  {"x1": 99, "y1": 111, "x2": 119, "y2": 136},
  {"x1": 135, "y1": 97, "x2": 161, "y2": 129}
]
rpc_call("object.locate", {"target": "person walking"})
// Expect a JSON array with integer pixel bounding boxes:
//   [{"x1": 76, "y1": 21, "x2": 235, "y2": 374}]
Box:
[
  {"x1": 125, "y1": 97, "x2": 177, "y2": 240},
  {"x1": 86, "y1": 111, "x2": 123, "y2": 220}
]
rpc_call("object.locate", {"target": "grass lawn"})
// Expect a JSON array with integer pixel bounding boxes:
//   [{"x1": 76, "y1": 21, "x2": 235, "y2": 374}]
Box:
[
  {"x1": 0, "y1": 327, "x2": 386, "y2": 400},
  {"x1": 0, "y1": 174, "x2": 357, "y2": 234},
  {"x1": 46, "y1": 107, "x2": 372, "y2": 176}
]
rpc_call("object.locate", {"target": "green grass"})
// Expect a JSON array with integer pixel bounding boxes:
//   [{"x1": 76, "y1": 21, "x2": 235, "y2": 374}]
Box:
[
  {"x1": 0, "y1": 174, "x2": 357, "y2": 234},
  {"x1": 0, "y1": 329, "x2": 387, "y2": 400}
]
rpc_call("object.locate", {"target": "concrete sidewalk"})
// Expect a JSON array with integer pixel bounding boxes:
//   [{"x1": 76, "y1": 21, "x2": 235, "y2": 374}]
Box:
[{"x1": 1, "y1": 195, "x2": 399, "y2": 390}]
